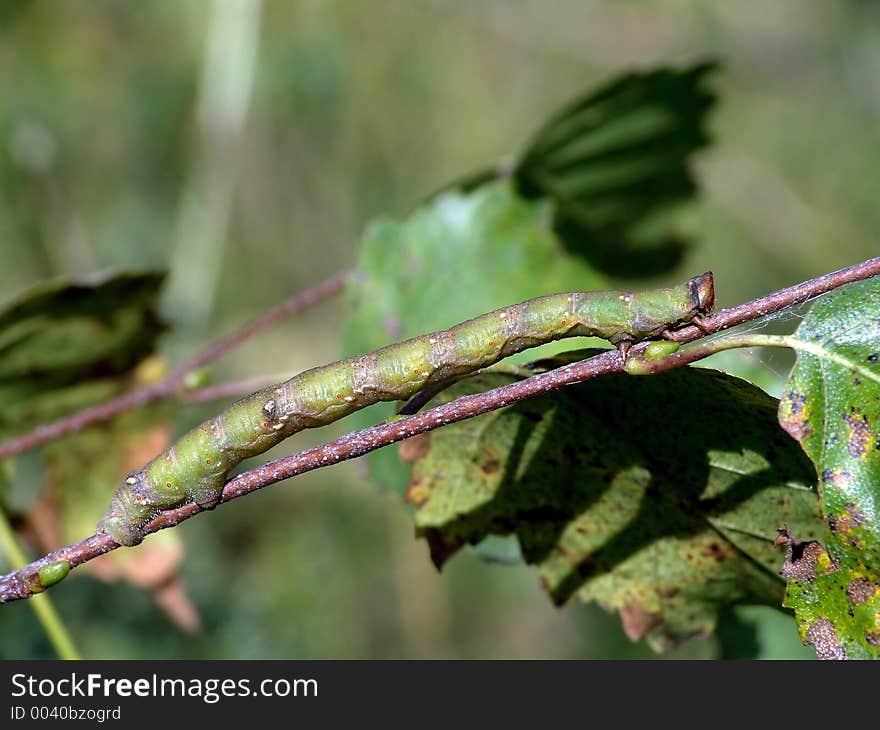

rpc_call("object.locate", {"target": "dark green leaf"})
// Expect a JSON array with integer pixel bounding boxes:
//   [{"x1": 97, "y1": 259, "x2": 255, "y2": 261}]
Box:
[
  {"x1": 0, "y1": 270, "x2": 166, "y2": 439},
  {"x1": 0, "y1": 270, "x2": 165, "y2": 380},
  {"x1": 405, "y1": 366, "x2": 820, "y2": 651},
  {"x1": 777, "y1": 277, "x2": 880, "y2": 659},
  {"x1": 517, "y1": 63, "x2": 716, "y2": 277},
  {"x1": 341, "y1": 182, "x2": 606, "y2": 492},
  {"x1": 449, "y1": 63, "x2": 717, "y2": 278}
]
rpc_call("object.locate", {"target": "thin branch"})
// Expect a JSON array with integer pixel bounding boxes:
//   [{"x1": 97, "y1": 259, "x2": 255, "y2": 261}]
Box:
[
  {"x1": 628, "y1": 333, "x2": 880, "y2": 386},
  {"x1": 1, "y1": 257, "x2": 879, "y2": 604},
  {"x1": 0, "y1": 270, "x2": 350, "y2": 462},
  {"x1": 183, "y1": 374, "x2": 290, "y2": 405},
  {"x1": 665, "y1": 257, "x2": 880, "y2": 342},
  {"x1": 0, "y1": 508, "x2": 80, "y2": 657}
]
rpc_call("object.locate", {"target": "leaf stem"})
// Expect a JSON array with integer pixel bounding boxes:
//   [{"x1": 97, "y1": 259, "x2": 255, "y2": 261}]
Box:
[
  {"x1": 0, "y1": 508, "x2": 80, "y2": 658},
  {"x1": 627, "y1": 333, "x2": 880, "y2": 386}
]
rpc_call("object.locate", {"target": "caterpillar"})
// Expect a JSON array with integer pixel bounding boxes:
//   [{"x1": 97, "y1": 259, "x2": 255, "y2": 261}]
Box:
[{"x1": 98, "y1": 272, "x2": 714, "y2": 546}]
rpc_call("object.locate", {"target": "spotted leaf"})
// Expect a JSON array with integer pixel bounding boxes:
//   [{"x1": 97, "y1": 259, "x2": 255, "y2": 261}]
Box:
[{"x1": 777, "y1": 277, "x2": 880, "y2": 659}]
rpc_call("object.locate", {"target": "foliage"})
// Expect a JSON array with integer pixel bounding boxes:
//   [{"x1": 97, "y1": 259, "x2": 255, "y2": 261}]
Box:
[
  {"x1": 449, "y1": 64, "x2": 717, "y2": 277},
  {"x1": 2, "y1": 2, "x2": 880, "y2": 660},
  {"x1": 0, "y1": 271, "x2": 165, "y2": 441},
  {"x1": 0, "y1": 272, "x2": 188, "y2": 630},
  {"x1": 404, "y1": 365, "x2": 821, "y2": 651},
  {"x1": 515, "y1": 63, "x2": 716, "y2": 276},
  {"x1": 777, "y1": 278, "x2": 880, "y2": 658}
]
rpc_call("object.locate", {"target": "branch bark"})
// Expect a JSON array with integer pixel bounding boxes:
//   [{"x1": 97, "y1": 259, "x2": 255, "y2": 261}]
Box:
[{"x1": 1, "y1": 257, "x2": 878, "y2": 604}]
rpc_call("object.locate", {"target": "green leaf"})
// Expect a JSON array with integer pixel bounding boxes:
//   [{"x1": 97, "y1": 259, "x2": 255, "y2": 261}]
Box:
[
  {"x1": 0, "y1": 270, "x2": 166, "y2": 439},
  {"x1": 450, "y1": 63, "x2": 717, "y2": 278},
  {"x1": 0, "y1": 270, "x2": 165, "y2": 381},
  {"x1": 405, "y1": 365, "x2": 821, "y2": 651},
  {"x1": 516, "y1": 63, "x2": 716, "y2": 277},
  {"x1": 341, "y1": 181, "x2": 606, "y2": 493},
  {"x1": 777, "y1": 277, "x2": 880, "y2": 659}
]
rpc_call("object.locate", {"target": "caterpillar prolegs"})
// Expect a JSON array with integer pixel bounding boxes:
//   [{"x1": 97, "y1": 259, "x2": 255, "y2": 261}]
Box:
[{"x1": 98, "y1": 272, "x2": 714, "y2": 546}]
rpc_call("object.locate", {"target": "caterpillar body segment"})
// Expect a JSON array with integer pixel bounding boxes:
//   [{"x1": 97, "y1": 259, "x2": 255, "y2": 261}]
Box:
[{"x1": 98, "y1": 272, "x2": 714, "y2": 545}]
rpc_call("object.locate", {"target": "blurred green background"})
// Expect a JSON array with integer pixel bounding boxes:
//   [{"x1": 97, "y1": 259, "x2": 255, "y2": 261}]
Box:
[{"x1": 3, "y1": 0, "x2": 878, "y2": 659}]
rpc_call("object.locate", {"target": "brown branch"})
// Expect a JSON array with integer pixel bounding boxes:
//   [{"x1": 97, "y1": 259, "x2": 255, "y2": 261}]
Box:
[
  {"x1": 666, "y1": 257, "x2": 880, "y2": 342},
  {"x1": 183, "y1": 375, "x2": 288, "y2": 405},
  {"x1": 0, "y1": 271, "x2": 350, "y2": 462},
  {"x1": 2, "y1": 257, "x2": 878, "y2": 604}
]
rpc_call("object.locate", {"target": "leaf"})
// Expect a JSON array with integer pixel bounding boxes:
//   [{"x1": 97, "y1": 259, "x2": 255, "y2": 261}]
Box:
[
  {"x1": 341, "y1": 181, "x2": 606, "y2": 493},
  {"x1": 516, "y1": 63, "x2": 716, "y2": 277},
  {"x1": 404, "y1": 365, "x2": 821, "y2": 651},
  {"x1": 450, "y1": 63, "x2": 717, "y2": 278},
  {"x1": 777, "y1": 277, "x2": 880, "y2": 659},
  {"x1": 0, "y1": 270, "x2": 166, "y2": 439}
]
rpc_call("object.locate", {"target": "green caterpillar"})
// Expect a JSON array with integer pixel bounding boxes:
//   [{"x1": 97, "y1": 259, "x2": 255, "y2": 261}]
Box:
[{"x1": 98, "y1": 272, "x2": 714, "y2": 546}]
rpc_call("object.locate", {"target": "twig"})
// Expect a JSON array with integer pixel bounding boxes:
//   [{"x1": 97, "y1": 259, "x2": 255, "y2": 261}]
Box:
[
  {"x1": 665, "y1": 257, "x2": 880, "y2": 342},
  {"x1": 628, "y1": 333, "x2": 880, "y2": 382},
  {"x1": 1, "y1": 257, "x2": 878, "y2": 604},
  {"x1": 183, "y1": 375, "x2": 290, "y2": 405},
  {"x1": 0, "y1": 508, "x2": 80, "y2": 657},
  {"x1": 0, "y1": 271, "x2": 350, "y2": 462}
]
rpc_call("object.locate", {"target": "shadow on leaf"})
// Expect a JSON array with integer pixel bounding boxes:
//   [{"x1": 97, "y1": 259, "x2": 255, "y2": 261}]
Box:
[{"x1": 407, "y1": 366, "x2": 822, "y2": 648}]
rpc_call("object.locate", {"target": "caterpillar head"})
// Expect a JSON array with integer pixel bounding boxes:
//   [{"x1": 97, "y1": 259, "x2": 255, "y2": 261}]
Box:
[
  {"x1": 689, "y1": 271, "x2": 715, "y2": 315},
  {"x1": 97, "y1": 470, "x2": 158, "y2": 547}
]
